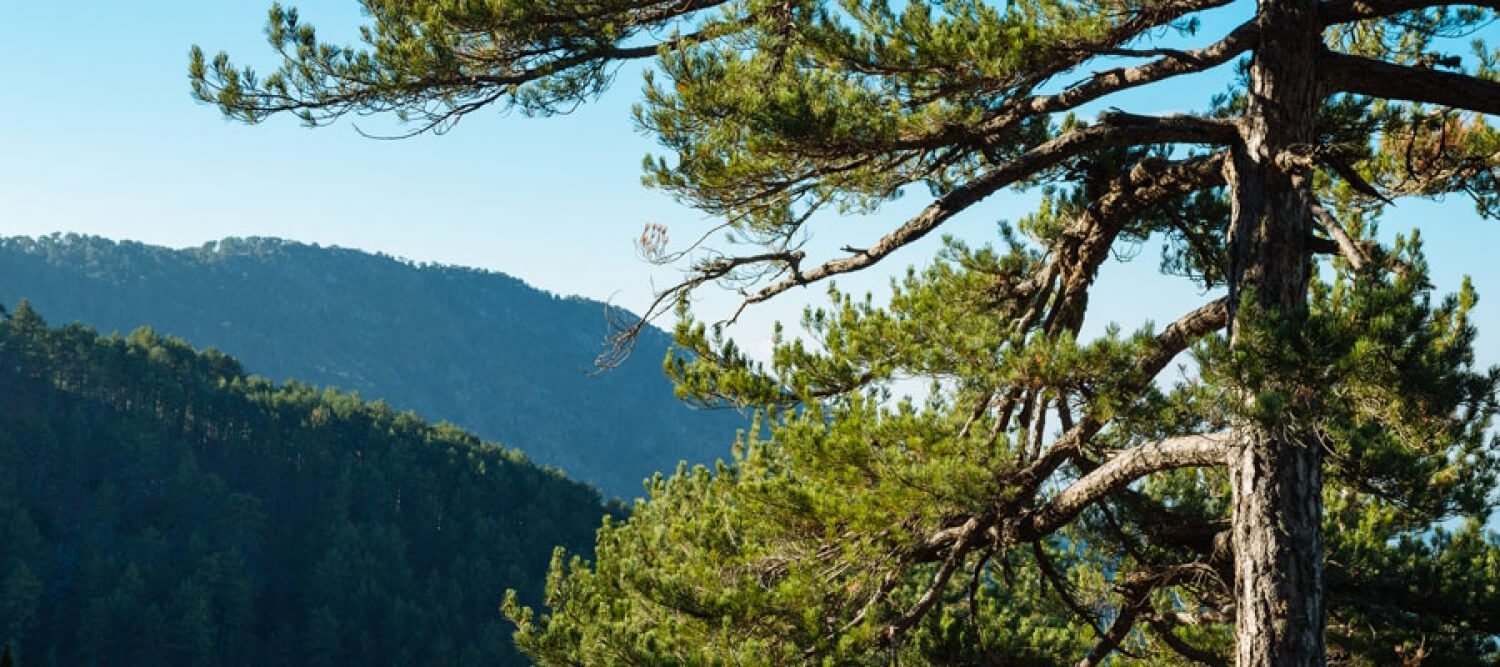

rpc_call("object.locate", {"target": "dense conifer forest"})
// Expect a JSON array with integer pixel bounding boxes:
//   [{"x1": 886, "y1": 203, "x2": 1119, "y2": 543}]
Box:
[
  {"x1": 0, "y1": 233, "x2": 745, "y2": 498},
  {"x1": 0, "y1": 301, "x2": 618, "y2": 666}
]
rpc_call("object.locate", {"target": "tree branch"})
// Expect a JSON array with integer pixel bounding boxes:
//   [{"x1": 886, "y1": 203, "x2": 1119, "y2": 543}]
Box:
[
  {"x1": 1078, "y1": 595, "x2": 1150, "y2": 667},
  {"x1": 1147, "y1": 616, "x2": 1232, "y2": 666},
  {"x1": 860, "y1": 0, "x2": 1247, "y2": 151},
  {"x1": 1134, "y1": 297, "x2": 1231, "y2": 381},
  {"x1": 1077, "y1": 564, "x2": 1222, "y2": 667},
  {"x1": 1320, "y1": 0, "x2": 1500, "y2": 25},
  {"x1": 1321, "y1": 50, "x2": 1500, "y2": 116},
  {"x1": 1304, "y1": 194, "x2": 1368, "y2": 270},
  {"x1": 1042, "y1": 152, "x2": 1230, "y2": 334},
  {"x1": 880, "y1": 516, "x2": 982, "y2": 643},
  {"x1": 917, "y1": 429, "x2": 1234, "y2": 562},
  {"x1": 742, "y1": 117, "x2": 1238, "y2": 305},
  {"x1": 1034, "y1": 540, "x2": 1108, "y2": 636},
  {"x1": 1151, "y1": 606, "x2": 1237, "y2": 626},
  {"x1": 600, "y1": 249, "x2": 803, "y2": 368},
  {"x1": 1014, "y1": 22, "x2": 1259, "y2": 121},
  {"x1": 192, "y1": 0, "x2": 739, "y2": 131},
  {"x1": 1013, "y1": 296, "x2": 1230, "y2": 502},
  {"x1": 1020, "y1": 432, "x2": 1235, "y2": 541}
]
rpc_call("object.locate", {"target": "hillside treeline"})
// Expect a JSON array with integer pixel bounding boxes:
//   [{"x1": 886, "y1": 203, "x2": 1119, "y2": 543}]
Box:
[{"x1": 0, "y1": 301, "x2": 615, "y2": 666}]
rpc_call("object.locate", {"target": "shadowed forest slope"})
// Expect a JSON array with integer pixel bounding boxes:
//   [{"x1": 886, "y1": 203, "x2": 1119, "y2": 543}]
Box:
[
  {"x1": 0, "y1": 233, "x2": 745, "y2": 498},
  {"x1": 0, "y1": 301, "x2": 619, "y2": 666}
]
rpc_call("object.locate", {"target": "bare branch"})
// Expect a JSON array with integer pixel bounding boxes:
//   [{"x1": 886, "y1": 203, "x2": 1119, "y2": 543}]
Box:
[
  {"x1": 1020, "y1": 432, "x2": 1235, "y2": 541},
  {"x1": 599, "y1": 249, "x2": 803, "y2": 368},
  {"x1": 1304, "y1": 195, "x2": 1368, "y2": 270},
  {"x1": 1322, "y1": 50, "x2": 1500, "y2": 116}
]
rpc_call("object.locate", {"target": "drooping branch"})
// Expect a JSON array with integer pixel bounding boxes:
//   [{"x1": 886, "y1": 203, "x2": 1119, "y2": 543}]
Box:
[
  {"x1": 741, "y1": 116, "x2": 1238, "y2": 306},
  {"x1": 1321, "y1": 50, "x2": 1500, "y2": 116},
  {"x1": 879, "y1": 515, "x2": 984, "y2": 644},
  {"x1": 1077, "y1": 564, "x2": 1226, "y2": 667}
]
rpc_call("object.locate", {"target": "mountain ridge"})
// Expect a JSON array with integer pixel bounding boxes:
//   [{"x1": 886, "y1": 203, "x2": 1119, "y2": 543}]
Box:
[{"x1": 0, "y1": 233, "x2": 744, "y2": 498}]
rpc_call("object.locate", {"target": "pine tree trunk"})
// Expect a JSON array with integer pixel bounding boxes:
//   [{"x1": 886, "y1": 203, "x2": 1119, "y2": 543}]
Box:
[
  {"x1": 1226, "y1": 0, "x2": 1326, "y2": 663},
  {"x1": 1229, "y1": 430, "x2": 1325, "y2": 665}
]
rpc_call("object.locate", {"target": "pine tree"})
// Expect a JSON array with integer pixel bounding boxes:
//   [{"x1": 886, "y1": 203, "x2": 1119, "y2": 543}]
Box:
[{"x1": 193, "y1": 1, "x2": 1500, "y2": 664}]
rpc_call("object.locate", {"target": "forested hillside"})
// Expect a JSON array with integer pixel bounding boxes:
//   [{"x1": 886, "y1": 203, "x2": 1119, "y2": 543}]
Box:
[
  {"x1": 0, "y1": 301, "x2": 616, "y2": 666},
  {"x1": 0, "y1": 233, "x2": 744, "y2": 498}
]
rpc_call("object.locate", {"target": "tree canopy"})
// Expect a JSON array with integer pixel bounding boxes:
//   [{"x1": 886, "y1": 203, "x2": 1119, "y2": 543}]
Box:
[{"x1": 193, "y1": 1, "x2": 1500, "y2": 664}]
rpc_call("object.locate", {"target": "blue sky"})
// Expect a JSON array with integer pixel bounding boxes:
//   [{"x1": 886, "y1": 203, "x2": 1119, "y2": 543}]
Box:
[{"x1": 2, "y1": 1, "x2": 1499, "y2": 370}]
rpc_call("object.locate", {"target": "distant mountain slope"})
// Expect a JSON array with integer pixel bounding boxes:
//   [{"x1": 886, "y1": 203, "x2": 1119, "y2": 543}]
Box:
[
  {"x1": 0, "y1": 233, "x2": 744, "y2": 498},
  {"x1": 0, "y1": 301, "x2": 614, "y2": 666}
]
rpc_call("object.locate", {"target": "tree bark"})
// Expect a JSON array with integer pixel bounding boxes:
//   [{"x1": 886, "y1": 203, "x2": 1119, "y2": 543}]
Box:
[
  {"x1": 1226, "y1": 0, "x2": 1326, "y2": 663},
  {"x1": 1228, "y1": 427, "x2": 1324, "y2": 665}
]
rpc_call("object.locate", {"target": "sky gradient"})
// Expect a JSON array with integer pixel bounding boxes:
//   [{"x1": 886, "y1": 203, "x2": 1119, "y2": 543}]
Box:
[{"x1": 3, "y1": 1, "x2": 1499, "y2": 368}]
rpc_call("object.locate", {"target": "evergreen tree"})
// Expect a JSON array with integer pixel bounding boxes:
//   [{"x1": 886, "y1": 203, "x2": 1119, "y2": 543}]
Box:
[{"x1": 193, "y1": 1, "x2": 1500, "y2": 664}]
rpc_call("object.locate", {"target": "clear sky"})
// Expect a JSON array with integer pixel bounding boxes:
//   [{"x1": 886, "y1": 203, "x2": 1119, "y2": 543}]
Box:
[{"x1": 3, "y1": 1, "x2": 1499, "y2": 370}]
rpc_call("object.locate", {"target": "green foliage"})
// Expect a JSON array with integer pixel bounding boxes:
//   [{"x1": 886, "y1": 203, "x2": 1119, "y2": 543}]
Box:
[
  {"x1": 196, "y1": 0, "x2": 1500, "y2": 663},
  {"x1": 0, "y1": 234, "x2": 744, "y2": 499},
  {"x1": 510, "y1": 233, "x2": 1500, "y2": 664},
  {"x1": 0, "y1": 301, "x2": 615, "y2": 666},
  {"x1": 190, "y1": 0, "x2": 738, "y2": 131}
]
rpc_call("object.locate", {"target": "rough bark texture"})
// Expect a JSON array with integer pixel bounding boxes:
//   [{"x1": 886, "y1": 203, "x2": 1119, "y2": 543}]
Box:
[
  {"x1": 1227, "y1": 0, "x2": 1326, "y2": 663},
  {"x1": 1230, "y1": 429, "x2": 1325, "y2": 666}
]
